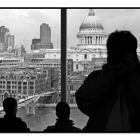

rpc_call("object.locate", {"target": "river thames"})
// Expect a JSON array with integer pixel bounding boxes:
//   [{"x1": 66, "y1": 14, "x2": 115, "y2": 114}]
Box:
[{"x1": 16, "y1": 105, "x2": 88, "y2": 131}]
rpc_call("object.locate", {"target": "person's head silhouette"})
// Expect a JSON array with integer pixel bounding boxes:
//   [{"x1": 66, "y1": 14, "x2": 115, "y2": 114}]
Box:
[
  {"x1": 106, "y1": 30, "x2": 138, "y2": 65},
  {"x1": 3, "y1": 97, "x2": 17, "y2": 116},
  {"x1": 56, "y1": 101, "x2": 70, "y2": 120}
]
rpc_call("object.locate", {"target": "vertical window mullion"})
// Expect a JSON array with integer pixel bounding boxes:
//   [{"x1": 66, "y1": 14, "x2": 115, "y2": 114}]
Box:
[{"x1": 61, "y1": 9, "x2": 67, "y2": 102}]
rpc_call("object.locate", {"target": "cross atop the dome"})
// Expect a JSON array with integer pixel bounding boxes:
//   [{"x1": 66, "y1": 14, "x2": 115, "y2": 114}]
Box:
[{"x1": 88, "y1": 9, "x2": 95, "y2": 16}]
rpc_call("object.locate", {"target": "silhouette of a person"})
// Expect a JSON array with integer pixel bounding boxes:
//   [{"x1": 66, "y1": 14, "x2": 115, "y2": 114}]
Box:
[
  {"x1": 43, "y1": 101, "x2": 81, "y2": 132},
  {"x1": 0, "y1": 97, "x2": 30, "y2": 132},
  {"x1": 75, "y1": 30, "x2": 140, "y2": 132}
]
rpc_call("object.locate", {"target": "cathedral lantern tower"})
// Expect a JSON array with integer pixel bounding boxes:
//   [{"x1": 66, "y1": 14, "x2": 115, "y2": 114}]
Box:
[{"x1": 77, "y1": 9, "x2": 108, "y2": 49}]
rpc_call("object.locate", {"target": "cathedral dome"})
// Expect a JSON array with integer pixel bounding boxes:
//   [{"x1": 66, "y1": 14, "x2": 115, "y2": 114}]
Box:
[{"x1": 79, "y1": 9, "x2": 104, "y2": 31}]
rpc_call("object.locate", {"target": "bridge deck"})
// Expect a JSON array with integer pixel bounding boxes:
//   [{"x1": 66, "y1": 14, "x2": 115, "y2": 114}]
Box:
[
  {"x1": 0, "y1": 91, "x2": 55, "y2": 112},
  {"x1": 35, "y1": 103, "x2": 77, "y2": 108}
]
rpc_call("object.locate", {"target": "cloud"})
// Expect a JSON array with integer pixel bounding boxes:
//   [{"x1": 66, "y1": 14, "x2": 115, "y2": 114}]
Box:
[{"x1": 102, "y1": 9, "x2": 140, "y2": 42}]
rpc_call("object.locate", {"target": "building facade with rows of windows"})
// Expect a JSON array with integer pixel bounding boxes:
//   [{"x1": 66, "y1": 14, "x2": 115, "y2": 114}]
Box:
[{"x1": 0, "y1": 68, "x2": 52, "y2": 106}]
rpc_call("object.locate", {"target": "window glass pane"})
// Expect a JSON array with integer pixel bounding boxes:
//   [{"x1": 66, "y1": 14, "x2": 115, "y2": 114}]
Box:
[
  {"x1": 0, "y1": 9, "x2": 60, "y2": 131},
  {"x1": 67, "y1": 9, "x2": 140, "y2": 129}
]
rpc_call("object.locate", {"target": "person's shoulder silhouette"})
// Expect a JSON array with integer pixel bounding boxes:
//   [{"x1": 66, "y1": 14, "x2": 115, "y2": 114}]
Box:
[
  {"x1": 75, "y1": 30, "x2": 140, "y2": 132},
  {"x1": 0, "y1": 97, "x2": 30, "y2": 132},
  {"x1": 43, "y1": 101, "x2": 81, "y2": 132}
]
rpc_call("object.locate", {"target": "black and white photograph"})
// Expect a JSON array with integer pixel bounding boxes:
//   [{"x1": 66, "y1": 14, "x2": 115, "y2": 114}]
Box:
[{"x1": 0, "y1": 6, "x2": 140, "y2": 138}]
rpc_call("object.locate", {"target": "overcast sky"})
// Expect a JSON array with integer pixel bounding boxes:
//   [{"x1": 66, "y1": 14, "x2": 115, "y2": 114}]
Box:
[
  {"x1": 0, "y1": 9, "x2": 140, "y2": 52},
  {"x1": 0, "y1": 9, "x2": 60, "y2": 52}
]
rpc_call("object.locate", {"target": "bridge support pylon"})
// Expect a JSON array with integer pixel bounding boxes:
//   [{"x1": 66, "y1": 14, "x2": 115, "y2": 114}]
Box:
[{"x1": 25, "y1": 100, "x2": 35, "y2": 116}]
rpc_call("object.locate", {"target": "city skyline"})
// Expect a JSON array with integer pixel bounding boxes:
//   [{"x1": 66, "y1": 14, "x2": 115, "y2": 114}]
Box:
[
  {"x1": 0, "y1": 9, "x2": 60, "y2": 52},
  {"x1": 1, "y1": 9, "x2": 140, "y2": 52}
]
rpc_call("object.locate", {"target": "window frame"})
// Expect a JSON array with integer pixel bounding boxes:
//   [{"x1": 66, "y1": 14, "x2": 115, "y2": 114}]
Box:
[{"x1": 61, "y1": 9, "x2": 67, "y2": 102}]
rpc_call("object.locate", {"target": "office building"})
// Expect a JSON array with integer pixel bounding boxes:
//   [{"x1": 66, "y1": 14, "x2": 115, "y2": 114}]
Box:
[{"x1": 31, "y1": 23, "x2": 53, "y2": 50}]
